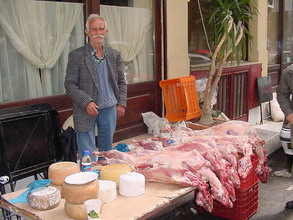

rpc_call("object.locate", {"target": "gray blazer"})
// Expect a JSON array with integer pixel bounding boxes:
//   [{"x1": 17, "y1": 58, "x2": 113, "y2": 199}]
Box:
[
  {"x1": 64, "y1": 44, "x2": 127, "y2": 132},
  {"x1": 277, "y1": 64, "x2": 293, "y2": 118}
]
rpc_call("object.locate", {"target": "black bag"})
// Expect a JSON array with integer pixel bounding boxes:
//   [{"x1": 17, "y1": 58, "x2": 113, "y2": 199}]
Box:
[
  {"x1": 60, "y1": 127, "x2": 77, "y2": 162},
  {"x1": 257, "y1": 76, "x2": 273, "y2": 103}
]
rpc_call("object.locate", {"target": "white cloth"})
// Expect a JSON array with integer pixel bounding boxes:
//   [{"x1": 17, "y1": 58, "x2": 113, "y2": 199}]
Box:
[
  {"x1": 100, "y1": 5, "x2": 154, "y2": 83},
  {"x1": 0, "y1": 0, "x2": 84, "y2": 101}
]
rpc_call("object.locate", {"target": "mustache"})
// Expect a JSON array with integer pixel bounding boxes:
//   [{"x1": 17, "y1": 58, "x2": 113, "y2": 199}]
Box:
[{"x1": 93, "y1": 35, "x2": 105, "y2": 38}]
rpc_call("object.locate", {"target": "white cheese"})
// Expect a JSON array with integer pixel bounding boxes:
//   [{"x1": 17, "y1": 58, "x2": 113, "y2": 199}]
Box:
[
  {"x1": 48, "y1": 161, "x2": 80, "y2": 185},
  {"x1": 119, "y1": 172, "x2": 145, "y2": 197},
  {"x1": 98, "y1": 180, "x2": 117, "y2": 203},
  {"x1": 28, "y1": 186, "x2": 61, "y2": 210}
]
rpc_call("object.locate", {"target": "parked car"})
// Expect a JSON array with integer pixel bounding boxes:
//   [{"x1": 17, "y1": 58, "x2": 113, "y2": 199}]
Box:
[{"x1": 188, "y1": 53, "x2": 211, "y2": 65}]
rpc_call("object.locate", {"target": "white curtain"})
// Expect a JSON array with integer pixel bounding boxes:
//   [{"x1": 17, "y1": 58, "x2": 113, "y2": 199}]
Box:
[
  {"x1": 100, "y1": 5, "x2": 154, "y2": 83},
  {"x1": 0, "y1": 0, "x2": 84, "y2": 102}
]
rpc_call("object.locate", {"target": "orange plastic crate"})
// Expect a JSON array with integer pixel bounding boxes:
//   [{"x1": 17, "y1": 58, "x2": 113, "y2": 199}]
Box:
[{"x1": 159, "y1": 76, "x2": 201, "y2": 122}]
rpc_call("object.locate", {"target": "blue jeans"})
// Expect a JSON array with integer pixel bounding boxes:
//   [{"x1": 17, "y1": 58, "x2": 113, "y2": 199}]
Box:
[{"x1": 76, "y1": 105, "x2": 117, "y2": 161}]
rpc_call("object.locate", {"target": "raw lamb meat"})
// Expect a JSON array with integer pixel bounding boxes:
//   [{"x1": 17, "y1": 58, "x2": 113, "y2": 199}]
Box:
[
  {"x1": 144, "y1": 120, "x2": 270, "y2": 183},
  {"x1": 133, "y1": 139, "x2": 165, "y2": 151},
  {"x1": 168, "y1": 141, "x2": 239, "y2": 201},
  {"x1": 94, "y1": 149, "x2": 233, "y2": 211},
  {"x1": 96, "y1": 120, "x2": 270, "y2": 212}
]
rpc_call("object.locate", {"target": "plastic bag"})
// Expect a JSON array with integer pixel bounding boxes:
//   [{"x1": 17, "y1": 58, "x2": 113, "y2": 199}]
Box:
[
  {"x1": 142, "y1": 112, "x2": 170, "y2": 136},
  {"x1": 8, "y1": 179, "x2": 52, "y2": 204},
  {"x1": 272, "y1": 169, "x2": 292, "y2": 178},
  {"x1": 196, "y1": 78, "x2": 207, "y2": 93},
  {"x1": 60, "y1": 126, "x2": 77, "y2": 162},
  {"x1": 195, "y1": 78, "x2": 218, "y2": 105},
  {"x1": 113, "y1": 143, "x2": 130, "y2": 152}
]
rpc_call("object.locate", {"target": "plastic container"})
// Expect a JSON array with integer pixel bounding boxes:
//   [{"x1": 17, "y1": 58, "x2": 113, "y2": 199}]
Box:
[
  {"x1": 211, "y1": 183, "x2": 258, "y2": 220},
  {"x1": 280, "y1": 123, "x2": 293, "y2": 155},
  {"x1": 81, "y1": 150, "x2": 93, "y2": 172},
  {"x1": 195, "y1": 183, "x2": 258, "y2": 220},
  {"x1": 239, "y1": 154, "x2": 259, "y2": 191},
  {"x1": 0, "y1": 176, "x2": 9, "y2": 184},
  {"x1": 84, "y1": 199, "x2": 101, "y2": 220},
  {"x1": 195, "y1": 154, "x2": 259, "y2": 220},
  {"x1": 159, "y1": 75, "x2": 201, "y2": 122}
]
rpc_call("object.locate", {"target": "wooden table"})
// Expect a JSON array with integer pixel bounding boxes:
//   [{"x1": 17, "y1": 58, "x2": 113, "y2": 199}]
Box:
[{"x1": 1, "y1": 182, "x2": 194, "y2": 220}]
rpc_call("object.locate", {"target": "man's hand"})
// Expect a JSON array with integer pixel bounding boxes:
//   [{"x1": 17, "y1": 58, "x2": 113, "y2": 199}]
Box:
[
  {"x1": 117, "y1": 104, "x2": 125, "y2": 119},
  {"x1": 86, "y1": 102, "x2": 99, "y2": 116},
  {"x1": 286, "y1": 113, "x2": 293, "y2": 124}
]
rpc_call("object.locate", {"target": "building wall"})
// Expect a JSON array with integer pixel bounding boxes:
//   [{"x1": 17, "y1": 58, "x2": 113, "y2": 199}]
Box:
[
  {"x1": 165, "y1": 0, "x2": 190, "y2": 79},
  {"x1": 248, "y1": 1, "x2": 272, "y2": 125},
  {"x1": 165, "y1": 0, "x2": 270, "y2": 125},
  {"x1": 249, "y1": 0, "x2": 268, "y2": 76}
]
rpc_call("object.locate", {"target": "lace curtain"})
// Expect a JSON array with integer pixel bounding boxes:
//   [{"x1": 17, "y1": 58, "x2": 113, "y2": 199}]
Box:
[
  {"x1": 0, "y1": 0, "x2": 84, "y2": 102},
  {"x1": 100, "y1": 5, "x2": 154, "y2": 84}
]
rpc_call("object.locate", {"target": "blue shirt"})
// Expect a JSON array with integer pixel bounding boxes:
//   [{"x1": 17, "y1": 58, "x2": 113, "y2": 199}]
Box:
[{"x1": 91, "y1": 47, "x2": 117, "y2": 109}]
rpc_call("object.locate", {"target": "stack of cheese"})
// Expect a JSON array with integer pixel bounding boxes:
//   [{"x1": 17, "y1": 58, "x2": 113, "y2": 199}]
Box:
[
  {"x1": 63, "y1": 172, "x2": 99, "y2": 220},
  {"x1": 48, "y1": 161, "x2": 80, "y2": 197}
]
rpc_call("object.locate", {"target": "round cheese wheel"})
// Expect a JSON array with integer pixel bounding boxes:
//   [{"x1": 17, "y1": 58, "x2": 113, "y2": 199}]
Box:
[
  {"x1": 119, "y1": 172, "x2": 145, "y2": 197},
  {"x1": 62, "y1": 172, "x2": 99, "y2": 204},
  {"x1": 98, "y1": 180, "x2": 117, "y2": 203},
  {"x1": 64, "y1": 201, "x2": 87, "y2": 220},
  {"x1": 50, "y1": 184, "x2": 64, "y2": 198},
  {"x1": 100, "y1": 164, "x2": 131, "y2": 188},
  {"x1": 48, "y1": 161, "x2": 80, "y2": 185},
  {"x1": 28, "y1": 186, "x2": 61, "y2": 211}
]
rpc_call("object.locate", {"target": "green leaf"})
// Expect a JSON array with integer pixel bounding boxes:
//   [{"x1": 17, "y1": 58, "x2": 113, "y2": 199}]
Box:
[{"x1": 88, "y1": 210, "x2": 99, "y2": 218}]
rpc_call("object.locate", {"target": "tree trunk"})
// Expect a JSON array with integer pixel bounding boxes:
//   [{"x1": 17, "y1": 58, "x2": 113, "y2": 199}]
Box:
[
  {"x1": 199, "y1": 19, "x2": 245, "y2": 125},
  {"x1": 199, "y1": 18, "x2": 234, "y2": 125}
]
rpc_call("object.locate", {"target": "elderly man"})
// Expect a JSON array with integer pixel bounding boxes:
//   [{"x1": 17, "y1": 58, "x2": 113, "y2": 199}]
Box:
[
  {"x1": 276, "y1": 64, "x2": 293, "y2": 209},
  {"x1": 65, "y1": 14, "x2": 127, "y2": 162}
]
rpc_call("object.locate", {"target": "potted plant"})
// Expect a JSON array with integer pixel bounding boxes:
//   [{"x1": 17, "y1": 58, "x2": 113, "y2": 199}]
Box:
[{"x1": 199, "y1": 0, "x2": 258, "y2": 125}]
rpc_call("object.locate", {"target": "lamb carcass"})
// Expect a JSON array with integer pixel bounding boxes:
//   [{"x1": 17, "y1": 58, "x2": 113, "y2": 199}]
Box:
[
  {"x1": 151, "y1": 120, "x2": 270, "y2": 183},
  {"x1": 168, "y1": 141, "x2": 239, "y2": 201},
  {"x1": 93, "y1": 149, "x2": 233, "y2": 211},
  {"x1": 188, "y1": 120, "x2": 264, "y2": 145}
]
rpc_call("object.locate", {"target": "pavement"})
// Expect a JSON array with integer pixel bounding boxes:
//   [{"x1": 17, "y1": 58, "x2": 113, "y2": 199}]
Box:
[{"x1": 254, "y1": 120, "x2": 283, "y2": 156}]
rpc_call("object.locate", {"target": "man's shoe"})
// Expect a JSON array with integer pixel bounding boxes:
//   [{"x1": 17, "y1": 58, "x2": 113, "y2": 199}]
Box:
[{"x1": 285, "y1": 200, "x2": 293, "y2": 209}]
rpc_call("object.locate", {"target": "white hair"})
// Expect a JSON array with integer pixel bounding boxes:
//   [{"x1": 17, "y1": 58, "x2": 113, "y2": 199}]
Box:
[{"x1": 85, "y1": 14, "x2": 108, "y2": 31}]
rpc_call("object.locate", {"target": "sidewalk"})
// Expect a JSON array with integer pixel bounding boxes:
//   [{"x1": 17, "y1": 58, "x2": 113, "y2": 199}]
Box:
[{"x1": 254, "y1": 119, "x2": 283, "y2": 156}]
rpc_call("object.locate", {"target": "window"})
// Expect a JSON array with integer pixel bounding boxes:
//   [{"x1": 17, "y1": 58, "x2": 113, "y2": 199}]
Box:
[
  {"x1": 0, "y1": 0, "x2": 84, "y2": 103},
  {"x1": 267, "y1": 0, "x2": 293, "y2": 87},
  {"x1": 100, "y1": 0, "x2": 154, "y2": 84},
  {"x1": 283, "y1": 0, "x2": 293, "y2": 63},
  {"x1": 267, "y1": 0, "x2": 280, "y2": 65},
  {"x1": 188, "y1": 0, "x2": 211, "y2": 67}
]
